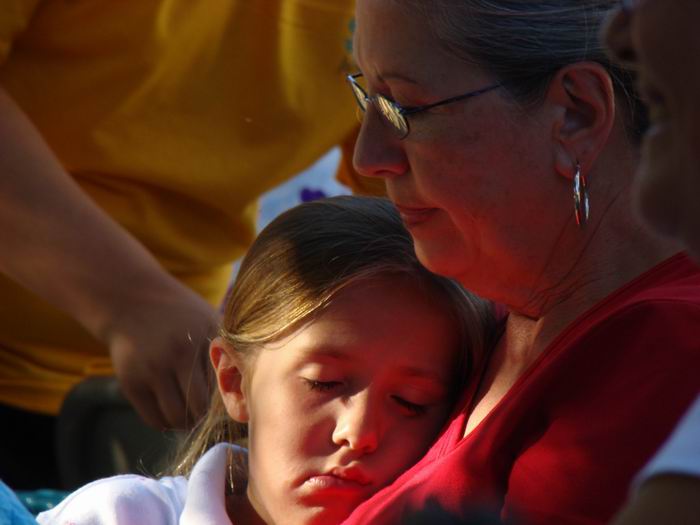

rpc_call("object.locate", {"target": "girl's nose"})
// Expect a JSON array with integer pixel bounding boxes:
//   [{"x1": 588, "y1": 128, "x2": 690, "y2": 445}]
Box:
[
  {"x1": 331, "y1": 390, "x2": 381, "y2": 454},
  {"x1": 353, "y1": 108, "x2": 409, "y2": 181}
]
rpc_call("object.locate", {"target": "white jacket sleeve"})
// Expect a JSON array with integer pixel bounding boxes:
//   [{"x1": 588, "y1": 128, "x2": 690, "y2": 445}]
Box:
[
  {"x1": 634, "y1": 394, "x2": 700, "y2": 489},
  {"x1": 36, "y1": 474, "x2": 187, "y2": 525}
]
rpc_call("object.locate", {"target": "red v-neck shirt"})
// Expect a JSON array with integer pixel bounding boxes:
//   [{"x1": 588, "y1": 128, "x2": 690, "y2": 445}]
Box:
[{"x1": 343, "y1": 253, "x2": 700, "y2": 525}]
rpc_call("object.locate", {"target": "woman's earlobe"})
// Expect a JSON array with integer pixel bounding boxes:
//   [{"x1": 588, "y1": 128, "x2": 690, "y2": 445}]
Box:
[
  {"x1": 553, "y1": 142, "x2": 577, "y2": 181},
  {"x1": 210, "y1": 337, "x2": 250, "y2": 423}
]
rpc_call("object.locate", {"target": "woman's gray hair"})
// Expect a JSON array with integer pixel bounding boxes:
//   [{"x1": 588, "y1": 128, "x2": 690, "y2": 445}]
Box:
[{"x1": 404, "y1": 0, "x2": 646, "y2": 141}]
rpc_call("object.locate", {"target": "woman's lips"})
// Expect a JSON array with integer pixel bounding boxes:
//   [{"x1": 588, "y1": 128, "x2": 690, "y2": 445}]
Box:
[{"x1": 394, "y1": 204, "x2": 437, "y2": 227}]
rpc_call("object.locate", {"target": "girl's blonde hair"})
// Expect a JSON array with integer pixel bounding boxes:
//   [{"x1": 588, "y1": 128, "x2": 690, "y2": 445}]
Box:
[{"x1": 172, "y1": 196, "x2": 493, "y2": 477}]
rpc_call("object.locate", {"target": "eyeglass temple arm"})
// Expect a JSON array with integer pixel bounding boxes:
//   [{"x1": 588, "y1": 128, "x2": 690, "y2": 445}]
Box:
[{"x1": 400, "y1": 84, "x2": 501, "y2": 116}]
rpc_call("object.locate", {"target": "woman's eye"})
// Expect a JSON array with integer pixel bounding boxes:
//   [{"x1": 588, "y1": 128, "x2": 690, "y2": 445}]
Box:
[
  {"x1": 302, "y1": 379, "x2": 341, "y2": 392},
  {"x1": 392, "y1": 395, "x2": 427, "y2": 416}
]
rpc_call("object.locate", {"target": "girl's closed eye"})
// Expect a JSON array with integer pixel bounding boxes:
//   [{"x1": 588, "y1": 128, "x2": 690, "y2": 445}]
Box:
[
  {"x1": 302, "y1": 378, "x2": 342, "y2": 392},
  {"x1": 392, "y1": 395, "x2": 428, "y2": 416},
  {"x1": 302, "y1": 377, "x2": 432, "y2": 416}
]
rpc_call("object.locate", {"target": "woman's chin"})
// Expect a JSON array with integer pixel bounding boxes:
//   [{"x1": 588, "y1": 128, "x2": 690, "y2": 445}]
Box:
[{"x1": 413, "y1": 240, "x2": 468, "y2": 281}]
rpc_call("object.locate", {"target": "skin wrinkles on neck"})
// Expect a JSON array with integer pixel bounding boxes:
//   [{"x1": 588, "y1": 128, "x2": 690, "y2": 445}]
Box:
[
  {"x1": 519, "y1": 186, "x2": 630, "y2": 322},
  {"x1": 464, "y1": 172, "x2": 680, "y2": 438}
]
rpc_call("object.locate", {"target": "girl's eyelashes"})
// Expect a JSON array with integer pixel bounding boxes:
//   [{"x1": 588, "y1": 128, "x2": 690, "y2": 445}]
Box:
[
  {"x1": 302, "y1": 378, "x2": 342, "y2": 392},
  {"x1": 392, "y1": 395, "x2": 428, "y2": 416},
  {"x1": 301, "y1": 377, "x2": 430, "y2": 416}
]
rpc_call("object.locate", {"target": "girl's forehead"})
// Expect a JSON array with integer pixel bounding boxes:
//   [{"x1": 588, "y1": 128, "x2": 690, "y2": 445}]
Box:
[{"x1": 258, "y1": 275, "x2": 459, "y2": 367}]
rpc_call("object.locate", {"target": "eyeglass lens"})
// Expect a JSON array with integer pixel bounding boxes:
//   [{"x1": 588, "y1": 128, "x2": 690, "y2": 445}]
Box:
[
  {"x1": 349, "y1": 76, "x2": 409, "y2": 137},
  {"x1": 375, "y1": 97, "x2": 408, "y2": 137}
]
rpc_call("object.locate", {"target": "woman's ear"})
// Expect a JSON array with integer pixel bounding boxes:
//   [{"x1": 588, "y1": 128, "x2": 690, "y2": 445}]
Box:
[
  {"x1": 547, "y1": 61, "x2": 616, "y2": 179},
  {"x1": 210, "y1": 336, "x2": 249, "y2": 423}
]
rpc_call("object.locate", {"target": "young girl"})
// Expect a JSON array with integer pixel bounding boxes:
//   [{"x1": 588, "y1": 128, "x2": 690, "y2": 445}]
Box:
[{"x1": 38, "y1": 196, "x2": 493, "y2": 525}]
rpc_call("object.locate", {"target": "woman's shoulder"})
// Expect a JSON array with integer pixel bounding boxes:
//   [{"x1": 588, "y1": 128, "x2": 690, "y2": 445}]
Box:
[
  {"x1": 569, "y1": 252, "x2": 700, "y2": 343},
  {"x1": 627, "y1": 252, "x2": 700, "y2": 305},
  {"x1": 36, "y1": 474, "x2": 187, "y2": 525}
]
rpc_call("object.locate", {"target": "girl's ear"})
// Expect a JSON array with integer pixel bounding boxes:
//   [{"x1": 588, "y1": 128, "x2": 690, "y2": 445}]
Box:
[{"x1": 210, "y1": 336, "x2": 249, "y2": 423}]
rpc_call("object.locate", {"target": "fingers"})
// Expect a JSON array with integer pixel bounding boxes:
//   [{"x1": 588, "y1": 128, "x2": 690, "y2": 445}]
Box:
[
  {"x1": 120, "y1": 382, "x2": 169, "y2": 431},
  {"x1": 181, "y1": 342, "x2": 213, "y2": 425},
  {"x1": 108, "y1": 301, "x2": 218, "y2": 430},
  {"x1": 118, "y1": 354, "x2": 191, "y2": 431},
  {"x1": 155, "y1": 373, "x2": 189, "y2": 430},
  {"x1": 124, "y1": 364, "x2": 206, "y2": 431},
  {"x1": 157, "y1": 337, "x2": 214, "y2": 430}
]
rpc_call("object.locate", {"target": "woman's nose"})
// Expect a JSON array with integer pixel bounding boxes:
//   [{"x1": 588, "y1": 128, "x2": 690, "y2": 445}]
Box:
[
  {"x1": 602, "y1": 5, "x2": 638, "y2": 67},
  {"x1": 353, "y1": 109, "x2": 409, "y2": 180},
  {"x1": 331, "y1": 390, "x2": 381, "y2": 454}
]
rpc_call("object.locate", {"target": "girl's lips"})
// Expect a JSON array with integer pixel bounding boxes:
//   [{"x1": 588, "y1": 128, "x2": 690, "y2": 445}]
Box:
[
  {"x1": 305, "y1": 475, "x2": 365, "y2": 489},
  {"x1": 395, "y1": 205, "x2": 437, "y2": 227},
  {"x1": 303, "y1": 465, "x2": 371, "y2": 488},
  {"x1": 298, "y1": 474, "x2": 371, "y2": 502}
]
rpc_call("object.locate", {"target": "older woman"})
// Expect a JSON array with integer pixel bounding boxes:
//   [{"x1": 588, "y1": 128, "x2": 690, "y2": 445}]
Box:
[
  {"x1": 604, "y1": 1, "x2": 700, "y2": 524},
  {"x1": 342, "y1": 1, "x2": 700, "y2": 524}
]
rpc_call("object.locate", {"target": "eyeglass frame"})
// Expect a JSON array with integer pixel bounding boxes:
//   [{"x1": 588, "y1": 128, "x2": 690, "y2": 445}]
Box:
[{"x1": 347, "y1": 72, "x2": 501, "y2": 139}]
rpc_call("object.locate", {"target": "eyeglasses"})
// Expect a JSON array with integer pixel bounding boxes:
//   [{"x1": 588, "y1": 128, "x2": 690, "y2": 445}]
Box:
[{"x1": 346, "y1": 73, "x2": 501, "y2": 139}]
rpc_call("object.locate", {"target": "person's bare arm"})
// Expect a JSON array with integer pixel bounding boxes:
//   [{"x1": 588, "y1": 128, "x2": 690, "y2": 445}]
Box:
[
  {"x1": 611, "y1": 475, "x2": 700, "y2": 525},
  {"x1": 0, "y1": 86, "x2": 216, "y2": 429}
]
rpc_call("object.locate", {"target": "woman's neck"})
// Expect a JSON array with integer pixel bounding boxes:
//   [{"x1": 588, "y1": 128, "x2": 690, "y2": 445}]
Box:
[
  {"x1": 464, "y1": 214, "x2": 681, "y2": 438},
  {"x1": 463, "y1": 313, "x2": 541, "y2": 436}
]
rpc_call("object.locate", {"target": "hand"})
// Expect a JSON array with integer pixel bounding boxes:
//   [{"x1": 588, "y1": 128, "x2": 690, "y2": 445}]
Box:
[
  {"x1": 0, "y1": 87, "x2": 218, "y2": 430},
  {"x1": 106, "y1": 285, "x2": 220, "y2": 430}
]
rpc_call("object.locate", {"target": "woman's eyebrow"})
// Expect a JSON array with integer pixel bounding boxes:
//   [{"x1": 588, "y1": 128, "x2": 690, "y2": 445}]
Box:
[
  {"x1": 377, "y1": 71, "x2": 420, "y2": 85},
  {"x1": 352, "y1": 58, "x2": 419, "y2": 86}
]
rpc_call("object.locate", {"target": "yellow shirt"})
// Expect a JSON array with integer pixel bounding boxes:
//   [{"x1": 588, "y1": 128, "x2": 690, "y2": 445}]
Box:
[{"x1": 0, "y1": 0, "x2": 361, "y2": 414}]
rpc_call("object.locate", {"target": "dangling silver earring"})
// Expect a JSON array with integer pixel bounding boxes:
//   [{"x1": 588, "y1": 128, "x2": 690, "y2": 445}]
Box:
[{"x1": 573, "y1": 162, "x2": 590, "y2": 227}]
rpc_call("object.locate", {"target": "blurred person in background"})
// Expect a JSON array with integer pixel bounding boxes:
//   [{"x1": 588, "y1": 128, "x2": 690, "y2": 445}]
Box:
[
  {"x1": 0, "y1": 0, "x2": 379, "y2": 489},
  {"x1": 604, "y1": 1, "x2": 700, "y2": 523}
]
